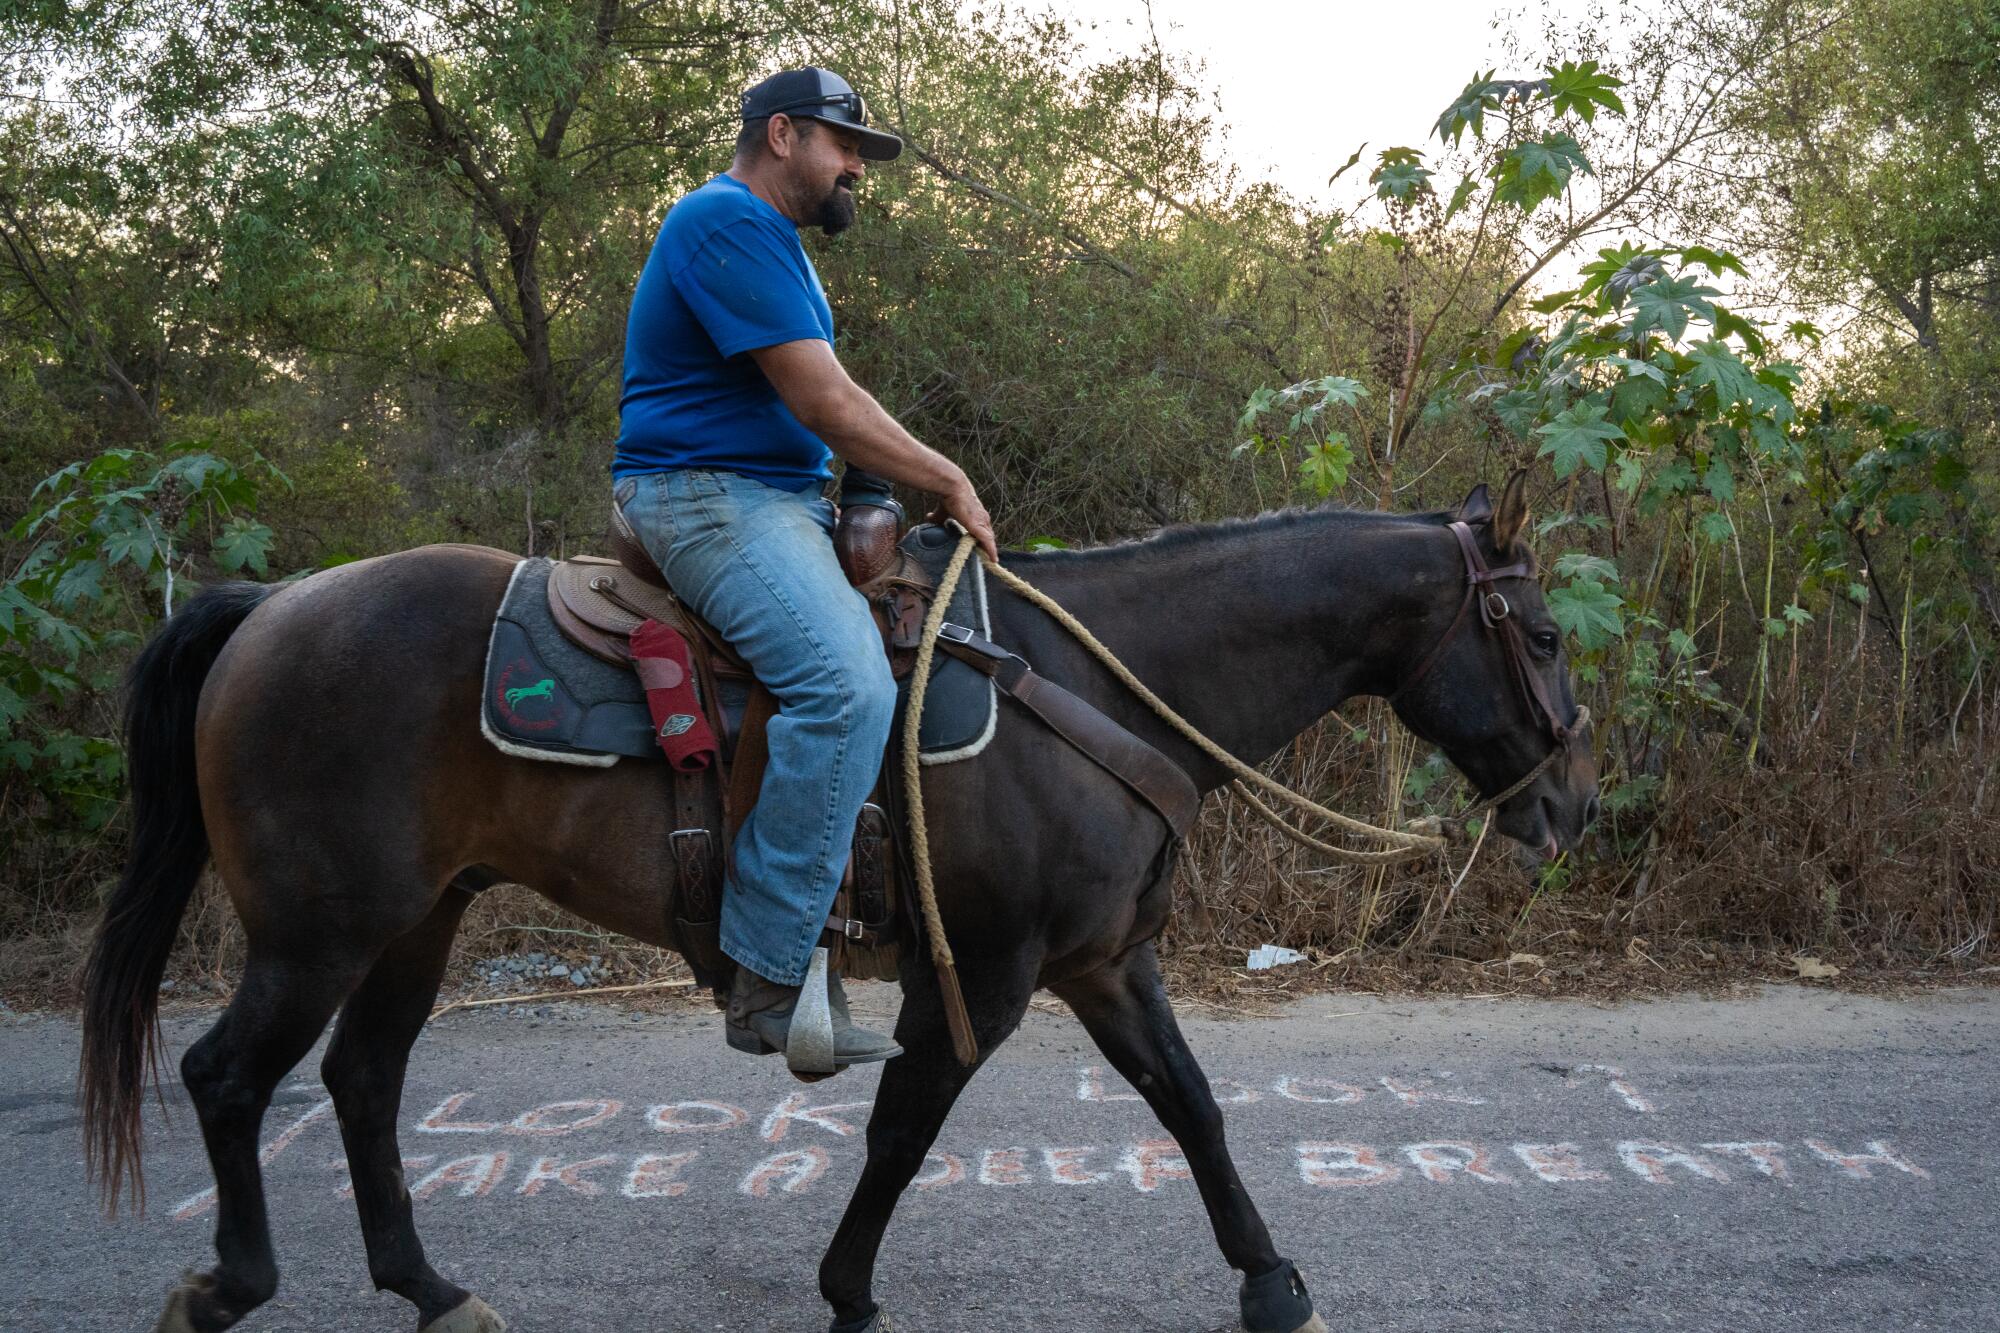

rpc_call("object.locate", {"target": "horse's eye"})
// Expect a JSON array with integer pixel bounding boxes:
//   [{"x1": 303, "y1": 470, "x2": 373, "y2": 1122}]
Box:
[{"x1": 1533, "y1": 630, "x2": 1561, "y2": 658}]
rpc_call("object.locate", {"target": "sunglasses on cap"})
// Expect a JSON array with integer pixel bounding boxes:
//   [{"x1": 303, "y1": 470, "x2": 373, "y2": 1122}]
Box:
[
  {"x1": 765, "y1": 91, "x2": 869, "y2": 124},
  {"x1": 742, "y1": 68, "x2": 903, "y2": 161}
]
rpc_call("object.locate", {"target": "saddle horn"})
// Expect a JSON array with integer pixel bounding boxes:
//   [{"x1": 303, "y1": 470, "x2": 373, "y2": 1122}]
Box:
[{"x1": 834, "y1": 468, "x2": 905, "y2": 588}]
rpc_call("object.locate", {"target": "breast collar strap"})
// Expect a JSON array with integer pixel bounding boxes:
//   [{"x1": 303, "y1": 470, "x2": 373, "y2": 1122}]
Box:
[{"x1": 1389, "y1": 521, "x2": 1585, "y2": 803}]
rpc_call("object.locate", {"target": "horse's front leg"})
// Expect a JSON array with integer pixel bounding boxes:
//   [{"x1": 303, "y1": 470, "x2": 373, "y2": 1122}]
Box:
[
  {"x1": 817, "y1": 955, "x2": 1037, "y2": 1332},
  {"x1": 1054, "y1": 943, "x2": 1327, "y2": 1333}
]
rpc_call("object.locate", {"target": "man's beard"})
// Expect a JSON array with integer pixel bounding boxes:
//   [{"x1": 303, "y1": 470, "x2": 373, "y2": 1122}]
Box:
[{"x1": 814, "y1": 176, "x2": 857, "y2": 237}]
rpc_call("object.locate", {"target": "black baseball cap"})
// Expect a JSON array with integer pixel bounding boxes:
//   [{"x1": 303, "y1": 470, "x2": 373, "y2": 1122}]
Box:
[{"x1": 741, "y1": 67, "x2": 903, "y2": 162}]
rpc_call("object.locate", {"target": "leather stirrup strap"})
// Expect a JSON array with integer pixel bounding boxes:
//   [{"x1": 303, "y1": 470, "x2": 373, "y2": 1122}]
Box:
[
  {"x1": 823, "y1": 911, "x2": 880, "y2": 947},
  {"x1": 658, "y1": 622, "x2": 726, "y2": 975},
  {"x1": 933, "y1": 625, "x2": 1201, "y2": 838},
  {"x1": 725, "y1": 684, "x2": 779, "y2": 842}
]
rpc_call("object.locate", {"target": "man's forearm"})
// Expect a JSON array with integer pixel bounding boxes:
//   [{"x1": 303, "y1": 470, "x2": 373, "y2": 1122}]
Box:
[
  {"x1": 809, "y1": 381, "x2": 966, "y2": 495},
  {"x1": 747, "y1": 335, "x2": 1000, "y2": 559}
]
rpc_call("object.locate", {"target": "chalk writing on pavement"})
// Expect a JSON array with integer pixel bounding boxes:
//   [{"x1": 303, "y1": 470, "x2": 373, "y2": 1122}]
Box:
[{"x1": 166, "y1": 1065, "x2": 1932, "y2": 1221}]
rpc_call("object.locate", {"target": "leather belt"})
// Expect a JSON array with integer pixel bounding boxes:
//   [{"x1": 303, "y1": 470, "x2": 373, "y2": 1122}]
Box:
[{"x1": 932, "y1": 622, "x2": 1201, "y2": 838}]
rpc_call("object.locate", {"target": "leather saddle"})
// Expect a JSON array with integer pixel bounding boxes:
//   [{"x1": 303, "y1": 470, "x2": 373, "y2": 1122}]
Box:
[
  {"x1": 542, "y1": 473, "x2": 930, "y2": 998},
  {"x1": 545, "y1": 514, "x2": 736, "y2": 674},
  {"x1": 549, "y1": 485, "x2": 929, "y2": 682}
]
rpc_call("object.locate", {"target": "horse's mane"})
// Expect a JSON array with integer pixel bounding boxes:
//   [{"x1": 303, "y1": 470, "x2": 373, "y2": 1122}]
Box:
[{"x1": 1004, "y1": 501, "x2": 1456, "y2": 566}]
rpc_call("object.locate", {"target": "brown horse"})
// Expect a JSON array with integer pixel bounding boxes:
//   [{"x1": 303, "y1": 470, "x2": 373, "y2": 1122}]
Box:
[{"x1": 81, "y1": 472, "x2": 1596, "y2": 1333}]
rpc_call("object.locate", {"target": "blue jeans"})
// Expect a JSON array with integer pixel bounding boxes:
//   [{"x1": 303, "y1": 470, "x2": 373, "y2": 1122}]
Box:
[{"x1": 614, "y1": 468, "x2": 898, "y2": 985}]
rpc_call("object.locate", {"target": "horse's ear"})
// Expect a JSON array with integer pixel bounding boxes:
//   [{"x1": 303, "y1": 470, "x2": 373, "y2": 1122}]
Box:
[
  {"x1": 1493, "y1": 468, "x2": 1531, "y2": 554},
  {"x1": 1456, "y1": 484, "x2": 1493, "y2": 525}
]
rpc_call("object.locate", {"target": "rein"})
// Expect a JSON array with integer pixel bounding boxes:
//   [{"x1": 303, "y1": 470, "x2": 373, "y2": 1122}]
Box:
[
  {"x1": 899, "y1": 533, "x2": 983, "y2": 1064},
  {"x1": 978, "y1": 551, "x2": 1448, "y2": 859},
  {"x1": 917, "y1": 531, "x2": 1446, "y2": 865}
]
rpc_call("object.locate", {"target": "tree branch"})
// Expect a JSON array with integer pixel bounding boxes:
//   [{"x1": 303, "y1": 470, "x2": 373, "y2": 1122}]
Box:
[
  {"x1": 0, "y1": 187, "x2": 158, "y2": 428},
  {"x1": 1866, "y1": 267, "x2": 1941, "y2": 354},
  {"x1": 536, "y1": 0, "x2": 621, "y2": 161},
  {"x1": 895, "y1": 132, "x2": 1139, "y2": 282},
  {"x1": 374, "y1": 41, "x2": 521, "y2": 240}
]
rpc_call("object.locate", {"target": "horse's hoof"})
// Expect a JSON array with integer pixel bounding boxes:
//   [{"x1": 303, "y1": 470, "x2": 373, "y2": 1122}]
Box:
[
  {"x1": 1240, "y1": 1260, "x2": 1319, "y2": 1333},
  {"x1": 152, "y1": 1282, "x2": 200, "y2": 1333},
  {"x1": 154, "y1": 1269, "x2": 223, "y2": 1333},
  {"x1": 420, "y1": 1295, "x2": 508, "y2": 1333}
]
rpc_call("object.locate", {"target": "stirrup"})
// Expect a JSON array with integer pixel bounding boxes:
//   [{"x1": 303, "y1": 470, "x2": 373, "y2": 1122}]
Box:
[{"x1": 786, "y1": 946, "x2": 838, "y2": 1075}]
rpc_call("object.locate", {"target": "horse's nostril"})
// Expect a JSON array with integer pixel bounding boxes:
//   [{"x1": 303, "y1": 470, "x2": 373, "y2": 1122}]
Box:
[{"x1": 1584, "y1": 795, "x2": 1601, "y2": 827}]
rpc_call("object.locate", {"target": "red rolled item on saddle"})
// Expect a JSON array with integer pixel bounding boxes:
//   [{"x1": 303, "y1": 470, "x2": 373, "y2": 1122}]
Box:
[{"x1": 629, "y1": 619, "x2": 719, "y2": 771}]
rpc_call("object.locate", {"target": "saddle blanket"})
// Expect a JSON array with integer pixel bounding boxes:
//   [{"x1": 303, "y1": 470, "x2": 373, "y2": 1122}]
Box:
[
  {"x1": 481, "y1": 535, "x2": 997, "y2": 767},
  {"x1": 481, "y1": 558, "x2": 667, "y2": 767}
]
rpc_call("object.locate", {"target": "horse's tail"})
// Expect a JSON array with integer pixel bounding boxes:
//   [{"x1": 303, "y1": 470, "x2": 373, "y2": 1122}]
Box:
[{"x1": 80, "y1": 579, "x2": 275, "y2": 1214}]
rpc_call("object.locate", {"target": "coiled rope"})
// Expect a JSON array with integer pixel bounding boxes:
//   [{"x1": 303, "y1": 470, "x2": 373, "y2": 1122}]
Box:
[{"x1": 898, "y1": 532, "x2": 981, "y2": 1061}]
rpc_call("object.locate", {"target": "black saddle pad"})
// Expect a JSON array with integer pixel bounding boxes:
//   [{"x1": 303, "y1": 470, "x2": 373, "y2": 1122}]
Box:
[
  {"x1": 482, "y1": 558, "x2": 660, "y2": 765},
  {"x1": 896, "y1": 523, "x2": 997, "y2": 761},
  {"x1": 481, "y1": 543, "x2": 996, "y2": 766}
]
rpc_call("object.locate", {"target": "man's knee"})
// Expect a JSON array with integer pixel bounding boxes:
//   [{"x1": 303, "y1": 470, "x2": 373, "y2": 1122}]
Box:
[
  {"x1": 851, "y1": 652, "x2": 898, "y2": 739},
  {"x1": 785, "y1": 636, "x2": 895, "y2": 731}
]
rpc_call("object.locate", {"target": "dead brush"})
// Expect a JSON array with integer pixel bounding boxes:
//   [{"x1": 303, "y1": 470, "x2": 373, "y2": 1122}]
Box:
[
  {"x1": 442, "y1": 884, "x2": 692, "y2": 999},
  {"x1": 1627, "y1": 731, "x2": 1999, "y2": 965},
  {"x1": 0, "y1": 822, "x2": 122, "y2": 1009},
  {"x1": 1160, "y1": 619, "x2": 2000, "y2": 998}
]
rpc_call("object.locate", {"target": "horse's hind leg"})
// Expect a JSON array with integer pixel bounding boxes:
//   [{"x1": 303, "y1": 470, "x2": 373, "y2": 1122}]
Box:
[
  {"x1": 1053, "y1": 943, "x2": 1327, "y2": 1333},
  {"x1": 161, "y1": 949, "x2": 373, "y2": 1332},
  {"x1": 319, "y1": 888, "x2": 505, "y2": 1333}
]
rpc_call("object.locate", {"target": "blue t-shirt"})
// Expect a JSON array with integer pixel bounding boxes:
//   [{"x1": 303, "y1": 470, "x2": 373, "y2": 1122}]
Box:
[{"x1": 614, "y1": 174, "x2": 835, "y2": 491}]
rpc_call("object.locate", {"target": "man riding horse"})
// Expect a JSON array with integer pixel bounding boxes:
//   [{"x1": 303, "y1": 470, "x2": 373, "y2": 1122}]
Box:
[
  {"x1": 82, "y1": 64, "x2": 1597, "y2": 1333},
  {"x1": 612, "y1": 67, "x2": 1000, "y2": 1072}
]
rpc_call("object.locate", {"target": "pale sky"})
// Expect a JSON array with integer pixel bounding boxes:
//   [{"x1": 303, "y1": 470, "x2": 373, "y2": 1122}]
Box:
[{"x1": 1055, "y1": 0, "x2": 1596, "y2": 208}]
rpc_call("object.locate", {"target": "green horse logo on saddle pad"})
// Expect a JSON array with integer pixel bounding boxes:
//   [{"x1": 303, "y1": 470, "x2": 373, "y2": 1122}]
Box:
[{"x1": 505, "y1": 677, "x2": 556, "y2": 709}]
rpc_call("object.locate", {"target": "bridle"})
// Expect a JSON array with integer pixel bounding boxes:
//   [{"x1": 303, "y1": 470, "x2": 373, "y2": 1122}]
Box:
[{"x1": 1391, "y1": 520, "x2": 1591, "y2": 811}]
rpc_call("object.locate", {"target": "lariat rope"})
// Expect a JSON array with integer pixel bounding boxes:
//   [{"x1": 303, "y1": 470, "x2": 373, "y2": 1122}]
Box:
[
  {"x1": 976, "y1": 548, "x2": 1444, "y2": 860},
  {"x1": 900, "y1": 530, "x2": 1588, "y2": 1032},
  {"x1": 899, "y1": 531, "x2": 981, "y2": 1062}
]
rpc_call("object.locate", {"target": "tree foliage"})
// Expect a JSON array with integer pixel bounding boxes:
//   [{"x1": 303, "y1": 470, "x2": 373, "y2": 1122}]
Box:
[{"x1": 1242, "y1": 44, "x2": 1992, "y2": 849}]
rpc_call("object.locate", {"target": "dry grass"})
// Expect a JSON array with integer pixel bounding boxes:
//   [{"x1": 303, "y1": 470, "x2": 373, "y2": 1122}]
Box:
[
  {"x1": 1158, "y1": 692, "x2": 1998, "y2": 1000},
  {"x1": 441, "y1": 884, "x2": 697, "y2": 1003}
]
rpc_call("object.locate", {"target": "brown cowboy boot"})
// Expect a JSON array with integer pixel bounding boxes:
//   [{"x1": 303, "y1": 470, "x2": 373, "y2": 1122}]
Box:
[{"x1": 724, "y1": 946, "x2": 901, "y2": 1075}]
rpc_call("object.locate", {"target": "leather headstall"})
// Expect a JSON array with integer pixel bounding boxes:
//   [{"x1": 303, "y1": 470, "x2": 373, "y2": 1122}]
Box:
[{"x1": 1390, "y1": 520, "x2": 1586, "y2": 803}]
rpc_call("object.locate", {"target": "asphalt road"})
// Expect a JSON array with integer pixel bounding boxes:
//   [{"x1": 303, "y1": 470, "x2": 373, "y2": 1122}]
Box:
[{"x1": 3, "y1": 984, "x2": 1994, "y2": 1332}]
